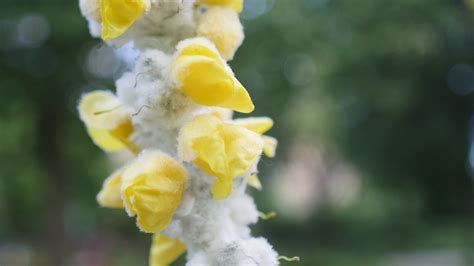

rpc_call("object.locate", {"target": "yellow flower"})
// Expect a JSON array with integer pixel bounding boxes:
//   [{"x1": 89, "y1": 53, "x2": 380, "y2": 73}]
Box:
[
  {"x1": 170, "y1": 38, "x2": 254, "y2": 113},
  {"x1": 197, "y1": 0, "x2": 244, "y2": 13},
  {"x1": 121, "y1": 151, "x2": 187, "y2": 233},
  {"x1": 78, "y1": 90, "x2": 138, "y2": 153},
  {"x1": 149, "y1": 234, "x2": 186, "y2": 266},
  {"x1": 197, "y1": 7, "x2": 244, "y2": 60},
  {"x1": 97, "y1": 167, "x2": 125, "y2": 208},
  {"x1": 100, "y1": 0, "x2": 150, "y2": 40},
  {"x1": 232, "y1": 117, "x2": 278, "y2": 158},
  {"x1": 178, "y1": 114, "x2": 263, "y2": 199}
]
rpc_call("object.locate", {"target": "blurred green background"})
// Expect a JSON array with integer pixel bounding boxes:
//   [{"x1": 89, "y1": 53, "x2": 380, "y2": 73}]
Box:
[{"x1": 0, "y1": 0, "x2": 473, "y2": 265}]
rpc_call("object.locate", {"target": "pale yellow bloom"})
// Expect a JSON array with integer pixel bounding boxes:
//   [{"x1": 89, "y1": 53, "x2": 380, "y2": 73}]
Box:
[
  {"x1": 246, "y1": 174, "x2": 262, "y2": 190},
  {"x1": 149, "y1": 234, "x2": 186, "y2": 266},
  {"x1": 170, "y1": 38, "x2": 254, "y2": 113},
  {"x1": 78, "y1": 90, "x2": 138, "y2": 153},
  {"x1": 197, "y1": 7, "x2": 244, "y2": 60},
  {"x1": 97, "y1": 167, "x2": 125, "y2": 208},
  {"x1": 100, "y1": 0, "x2": 150, "y2": 40},
  {"x1": 179, "y1": 114, "x2": 263, "y2": 199},
  {"x1": 261, "y1": 135, "x2": 277, "y2": 158},
  {"x1": 231, "y1": 117, "x2": 277, "y2": 158},
  {"x1": 121, "y1": 151, "x2": 187, "y2": 233},
  {"x1": 197, "y1": 0, "x2": 244, "y2": 13},
  {"x1": 232, "y1": 117, "x2": 273, "y2": 134}
]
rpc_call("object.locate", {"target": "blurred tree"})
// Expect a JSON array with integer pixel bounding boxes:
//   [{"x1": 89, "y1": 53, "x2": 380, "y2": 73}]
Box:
[
  {"x1": 236, "y1": 0, "x2": 474, "y2": 217},
  {"x1": 0, "y1": 0, "x2": 127, "y2": 264}
]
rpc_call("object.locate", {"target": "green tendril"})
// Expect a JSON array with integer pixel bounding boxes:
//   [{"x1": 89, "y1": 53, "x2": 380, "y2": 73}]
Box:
[
  {"x1": 278, "y1": 256, "x2": 300, "y2": 262},
  {"x1": 258, "y1": 211, "x2": 277, "y2": 220}
]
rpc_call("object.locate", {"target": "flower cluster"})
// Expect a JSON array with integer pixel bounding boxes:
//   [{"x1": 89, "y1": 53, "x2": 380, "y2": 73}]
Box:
[{"x1": 78, "y1": 0, "x2": 280, "y2": 265}]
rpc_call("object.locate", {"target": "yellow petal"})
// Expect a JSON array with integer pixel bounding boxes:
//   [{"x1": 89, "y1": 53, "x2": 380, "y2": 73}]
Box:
[
  {"x1": 247, "y1": 174, "x2": 262, "y2": 190},
  {"x1": 79, "y1": 90, "x2": 137, "y2": 153},
  {"x1": 221, "y1": 124, "x2": 263, "y2": 178},
  {"x1": 110, "y1": 119, "x2": 139, "y2": 153},
  {"x1": 121, "y1": 151, "x2": 187, "y2": 233},
  {"x1": 87, "y1": 127, "x2": 128, "y2": 152},
  {"x1": 262, "y1": 135, "x2": 277, "y2": 158},
  {"x1": 220, "y1": 79, "x2": 254, "y2": 113},
  {"x1": 198, "y1": 0, "x2": 244, "y2": 13},
  {"x1": 100, "y1": 0, "x2": 150, "y2": 40},
  {"x1": 171, "y1": 38, "x2": 254, "y2": 113},
  {"x1": 179, "y1": 114, "x2": 263, "y2": 200},
  {"x1": 173, "y1": 55, "x2": 235, "y2": 106},
  {"x1": 232, "y1": 117, "x2": 274, "y2": 134},
  {"x1": 97, "y1": 167, "x2": 125, "y2": 208},
  {"x1": 78, "y1": 90, "x2": 128, "y2": 130},
  {"x1": 149, "y1": 235, "x2": 186, "y2": 266},
  {"x1": 211, "y1": 177, "x2": 233, "y2": 200},
  {"x1": 197, "y1": 7, "x2": 244, "y2": 60},
  {"x1": 86, "y1": 121, "x2": 137, "y2": 153},
  {"x1": 193, "y1": 136, "x2": 228, "y2": 179},
  {"x1": 178, "y1": 114, "x2": 222, "y2": 161}
]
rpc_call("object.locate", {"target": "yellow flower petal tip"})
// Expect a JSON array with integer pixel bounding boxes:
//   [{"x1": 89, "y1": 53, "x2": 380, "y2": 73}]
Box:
[
  {"x1": 197, "y1": 7, "x2": 244, "y2": 60},
  {"x1": 247, "y1": 174, "x2": 262, "y2": 190},
  {"x1": 79, "y1": 90, "x2": 137, "y2": 153},
  {"x1": 262, "y1": 135, "x2": 277, "y2": 158},
  {"x1": 197, "y1": 0, "x2": 244, "y2": 13},
  {"x1": 100, "y1": 0, "x2": 150, "y2": 40},
  {"x1": 150, "y1": 234, "x2": 186, "y2": 266},
  {"x1": 230, "y1": 117, "x2": 277, "y2": 157},
  {"x1": 178, "y1": 114, "x2": 264, "y2": 200},
  {"x1": 97, "y1": 167, "x2": 125, "y2": 209},
  {"x1": 232, "y1": 117, "x2": 274, "y2": 134},
  {"x1": 171, "y1": 38, "x2": 254, "y2": 113},
  {"x1": 121, "y1": 151, "x2": 187, "y2": 233}
]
